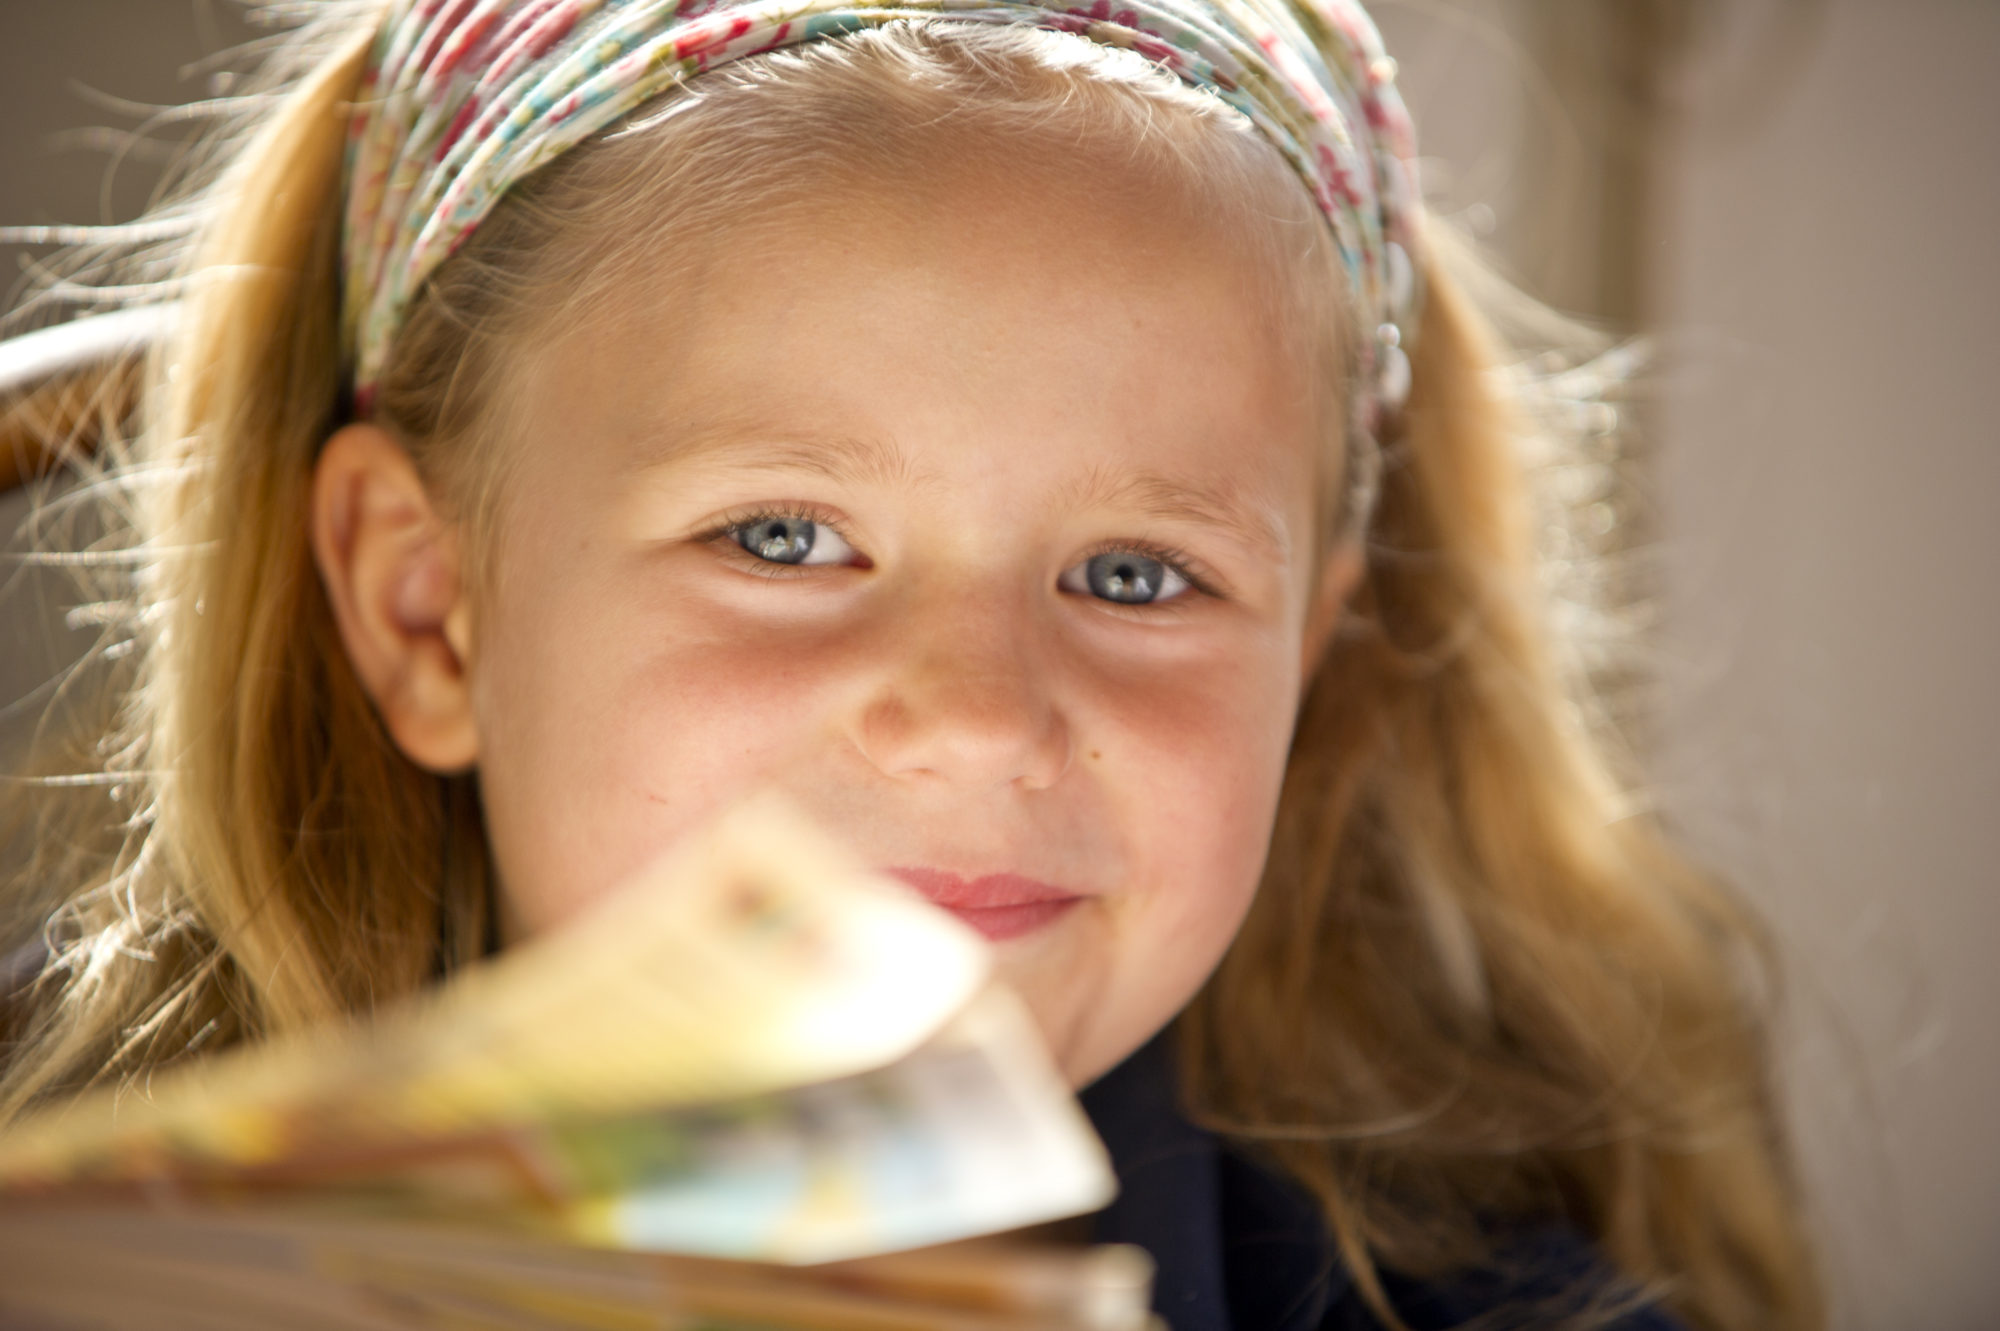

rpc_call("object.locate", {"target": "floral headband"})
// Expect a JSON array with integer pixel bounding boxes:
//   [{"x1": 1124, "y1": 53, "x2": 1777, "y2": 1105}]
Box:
[{"x1": 343, "y1": 0, "x2": 1422, "y2": 423}]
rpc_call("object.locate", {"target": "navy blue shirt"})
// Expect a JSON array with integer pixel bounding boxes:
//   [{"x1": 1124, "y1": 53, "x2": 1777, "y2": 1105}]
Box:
[{"x1": 1077, "y1": 1033, "x2": 1686, "y2": 1331}]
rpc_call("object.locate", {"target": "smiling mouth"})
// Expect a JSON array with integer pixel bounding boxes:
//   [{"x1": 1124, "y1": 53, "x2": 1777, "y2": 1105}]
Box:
[{"x1": 882, "y1": 867, "x2": 1084, "y2": 942}]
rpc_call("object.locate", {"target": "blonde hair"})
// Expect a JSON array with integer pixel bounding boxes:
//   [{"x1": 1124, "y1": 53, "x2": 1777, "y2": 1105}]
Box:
[{"x1": 1, "y1": 7, "x2": 1817, "y2": 1329}]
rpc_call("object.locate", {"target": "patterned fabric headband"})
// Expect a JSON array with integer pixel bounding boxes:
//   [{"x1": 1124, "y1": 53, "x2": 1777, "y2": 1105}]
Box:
[{"x1": 343, "y1": 0, "x2": 1422, "y2": 422}]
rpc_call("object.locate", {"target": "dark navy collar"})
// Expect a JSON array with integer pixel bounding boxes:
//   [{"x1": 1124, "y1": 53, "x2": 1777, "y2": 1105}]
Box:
[
  {"x1": 1077, "y1": 1029, "x2": 1347, "y2": 1331},
  {"x1": 1077, "y1": 1030, "x2": 1685, "y2": 1331}
]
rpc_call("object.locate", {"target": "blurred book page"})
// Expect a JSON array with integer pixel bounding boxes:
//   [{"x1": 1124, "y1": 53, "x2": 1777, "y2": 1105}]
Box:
[
  {"x1": 0, "y1": 799, "x2": 991, "y2": 1185},
  {"x1": 0, "y1": 799, "x2": 1115, "y2": 1265}
]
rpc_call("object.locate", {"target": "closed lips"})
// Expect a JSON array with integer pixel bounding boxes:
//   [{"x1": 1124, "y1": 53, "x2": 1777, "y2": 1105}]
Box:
[
  {"x1": 882, "y1": 867, "x2": 1084, "y2": 941},
  {"x1": 884, "y1": 868, "x2": 1080, "y2": 907}
]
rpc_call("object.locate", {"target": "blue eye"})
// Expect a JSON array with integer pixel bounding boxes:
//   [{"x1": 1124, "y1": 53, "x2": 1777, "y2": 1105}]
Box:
[
  {"x1": 728, "y1": 515, "x2": 857, "y2": 567},
  {"x1": 735, "y1": 516, "x2": 812, "y2": 564},
  {"x1": 1059, "y1": 551, "x2": 1192, "y2": 605}
]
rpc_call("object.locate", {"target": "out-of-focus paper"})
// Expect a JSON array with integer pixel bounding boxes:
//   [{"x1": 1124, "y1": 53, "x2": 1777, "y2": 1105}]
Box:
[
  {"x1": 0, "y1": 799, "x2": 1118, "y2": 1272},
  {"x1": 0, "y1": 1204, "x2": 1159, "y2": 1330}
]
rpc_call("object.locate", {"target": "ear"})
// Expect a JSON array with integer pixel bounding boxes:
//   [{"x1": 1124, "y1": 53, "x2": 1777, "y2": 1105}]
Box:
[
  {"x1": 1300, "y1": 540, "x2": 1365, "y2": 685},
  {"x1": 310, "y1": 422, "x2": 479, "y2": 773}
]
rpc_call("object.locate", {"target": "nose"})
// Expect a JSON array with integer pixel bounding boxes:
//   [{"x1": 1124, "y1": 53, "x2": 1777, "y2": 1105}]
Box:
[{"x1": 851, "y1": 583, "x2": 1071, "y2": 792}]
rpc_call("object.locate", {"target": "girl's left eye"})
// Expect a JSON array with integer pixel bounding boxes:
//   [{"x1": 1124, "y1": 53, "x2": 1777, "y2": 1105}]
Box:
[
  {"x1": 728, "y1": 516, "x2": 858, "y2": 566},
  {"x1": 1058, "y1": 550, "x2": 1192, "y2": 606}
]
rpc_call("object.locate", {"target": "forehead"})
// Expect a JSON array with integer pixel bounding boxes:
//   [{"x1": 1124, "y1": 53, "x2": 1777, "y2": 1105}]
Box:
[{"x1": 518, "y1": 147, "x2": 1336, "y2": 554}]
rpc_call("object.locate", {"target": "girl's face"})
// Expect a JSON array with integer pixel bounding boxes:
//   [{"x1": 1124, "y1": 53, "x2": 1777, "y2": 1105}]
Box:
[{"x1": 455, "y1": 159, "x2": 1345, "y2": 1087}]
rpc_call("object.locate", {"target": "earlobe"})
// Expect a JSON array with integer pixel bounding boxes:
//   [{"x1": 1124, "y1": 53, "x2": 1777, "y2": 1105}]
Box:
[{"x1": 310, "y1": 423, "x2": 480, "y2": 773}]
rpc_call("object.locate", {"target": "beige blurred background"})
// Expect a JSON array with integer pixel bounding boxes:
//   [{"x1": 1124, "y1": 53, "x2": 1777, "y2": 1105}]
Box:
[{"x1": 2, "y1": 2, "x2": 1995, "y2": 1326}]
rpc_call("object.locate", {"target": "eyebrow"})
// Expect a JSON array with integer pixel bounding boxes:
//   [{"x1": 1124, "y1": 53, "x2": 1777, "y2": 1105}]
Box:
[
  {"x1": 631, "y1": 422, "x2": 1292, "y2": 563},
  {"x1": 628, "y1": 420, "x2": 921, "y2": 490},
  {"x1": 1063, "y1": 462, "x2": 1293, "y2": 566}
]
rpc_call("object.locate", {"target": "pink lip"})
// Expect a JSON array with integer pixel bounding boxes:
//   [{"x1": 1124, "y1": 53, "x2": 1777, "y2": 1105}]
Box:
[{"x1": 884, "y1": 868, "x2": 1083, "y2": 942}]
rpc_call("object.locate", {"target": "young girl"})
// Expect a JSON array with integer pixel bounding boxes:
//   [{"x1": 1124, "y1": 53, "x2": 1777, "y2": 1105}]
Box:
[{"x1": 0, "y1": 1, "x2": 1820, "y2": 1327}]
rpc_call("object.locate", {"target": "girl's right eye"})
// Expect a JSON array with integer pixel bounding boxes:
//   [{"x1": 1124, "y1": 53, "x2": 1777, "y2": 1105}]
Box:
[{"x1": 726, "y1": 515, "x2": 858, "y2": 567}]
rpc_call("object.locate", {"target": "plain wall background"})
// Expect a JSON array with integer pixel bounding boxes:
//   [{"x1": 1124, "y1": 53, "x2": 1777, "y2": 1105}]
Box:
[
  {"x1": 1648, "y1": 4, "x2": 2000, "y2": 1327},
  {"x1": 3, "y1": 2, "x2": 1995, "y2": 1326}
]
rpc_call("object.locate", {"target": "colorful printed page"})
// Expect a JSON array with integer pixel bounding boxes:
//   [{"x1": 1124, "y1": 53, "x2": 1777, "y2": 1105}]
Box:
[
  {"x1": 0, "y1": 994, "x2": 1146, "y2": 1325},
  {"x1": 0, "y1": 799, "x2": 1113, "y2": 1264},
  {"x1": 563, "y1": 987, "x2": 1115, "y2": 1260}
]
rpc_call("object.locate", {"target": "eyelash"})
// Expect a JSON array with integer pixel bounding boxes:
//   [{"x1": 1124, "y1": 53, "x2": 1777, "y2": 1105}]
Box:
[
  {"x1": 693, "y1": 502, "x2": 866, "y2": 577},
  {"x1": 1073, "y1": 537, "x2": 1223, "y2": 603},
  {"x1": 693, "y1": 506, "x2": 1222, "y2": 603}
]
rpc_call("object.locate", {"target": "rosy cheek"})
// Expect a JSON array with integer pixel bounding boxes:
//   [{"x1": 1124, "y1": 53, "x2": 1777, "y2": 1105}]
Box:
[
  {"x1": 476, "y1": 552, "x2": 867, "y2": 932},
  {"x1": 617, "y1": 632, "x2": 836, "y2": 778},
  {"x1": 1078, "y1": 642, "x2": 1294, "y2": 913}
]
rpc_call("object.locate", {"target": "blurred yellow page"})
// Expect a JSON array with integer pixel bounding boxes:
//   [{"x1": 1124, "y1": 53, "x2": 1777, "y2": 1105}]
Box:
[{"x1": 0, "y1": 798, "x2": 1114, "y2": 1261}]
